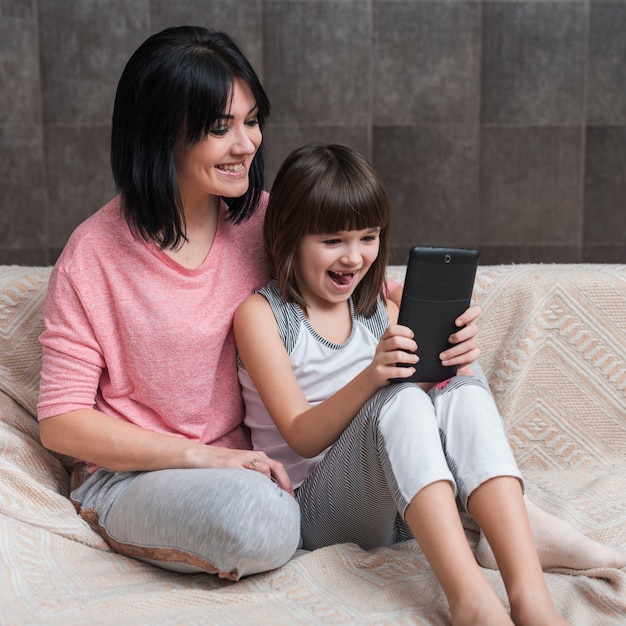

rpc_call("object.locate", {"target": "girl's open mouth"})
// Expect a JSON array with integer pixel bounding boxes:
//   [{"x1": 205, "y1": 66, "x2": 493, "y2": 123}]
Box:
[{"x1": 328, "y1": 270, "x2": 357, "y2": 286}]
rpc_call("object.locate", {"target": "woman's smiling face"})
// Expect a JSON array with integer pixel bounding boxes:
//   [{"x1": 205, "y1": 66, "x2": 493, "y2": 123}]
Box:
[{"x1": 175, "y1": 77, "x2": 262, "y2": 209}]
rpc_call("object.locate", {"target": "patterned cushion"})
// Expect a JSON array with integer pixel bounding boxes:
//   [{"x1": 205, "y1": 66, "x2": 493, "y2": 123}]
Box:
[{"x1": 0, "y1": 265, "x2": 51, "y2": 417}]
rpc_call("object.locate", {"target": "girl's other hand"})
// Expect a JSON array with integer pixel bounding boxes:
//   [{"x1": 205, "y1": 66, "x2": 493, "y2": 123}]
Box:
[
  {"x1": 368, "y1": 324, "x2": 418, "y2": 386},
  {"x1": 440, "y1": 305, "x2": 481, "y2": 375}
]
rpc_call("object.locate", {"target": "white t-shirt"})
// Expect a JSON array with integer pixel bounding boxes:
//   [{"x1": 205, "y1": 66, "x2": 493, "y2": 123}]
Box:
[{"x1": 239, "y1": 279, "x2": 389, "y2": 487}]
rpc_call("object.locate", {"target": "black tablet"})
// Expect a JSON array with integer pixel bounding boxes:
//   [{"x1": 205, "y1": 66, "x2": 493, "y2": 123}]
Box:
[{"x1": 391, "y1": 246, "x2": 480, "y2": 383}]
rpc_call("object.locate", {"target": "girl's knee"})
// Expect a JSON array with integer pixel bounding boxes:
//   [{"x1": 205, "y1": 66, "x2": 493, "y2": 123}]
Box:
[{"x1": 386, "y1": 383, "x2": 434, "y2": 414}]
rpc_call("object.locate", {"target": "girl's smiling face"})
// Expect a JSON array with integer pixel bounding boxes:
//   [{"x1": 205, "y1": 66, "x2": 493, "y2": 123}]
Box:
[
  {"x1": 294, "y1": 227, "x2": 381, "y2": 309},
  {"x1": 175, "y1": 78, "x2": 262, "y2": 210}
]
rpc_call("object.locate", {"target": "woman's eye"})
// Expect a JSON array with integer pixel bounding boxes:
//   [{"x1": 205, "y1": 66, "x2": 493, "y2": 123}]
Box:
[
  {"x1": 209, "y1": 127, "x2": 228, "y2": 137},
  {"x1": 245, "y1": 117, "x2": 259, "y2": 127}
]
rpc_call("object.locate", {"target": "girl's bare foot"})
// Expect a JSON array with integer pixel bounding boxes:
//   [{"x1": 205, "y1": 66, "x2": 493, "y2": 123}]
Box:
[
  {"x1": 509, "y1": 587, "x2": 570, "y2": 626},
  {"x1": 450, "y1": 596, "x2": 513, "y2": 626},
  {"x1": 448, "y1": 581, "x2": 514, "y2": 626},
  {"x1": 477, "y1": 497, "x2": 626, "y2": 571},
  {"x1": 510, "y1": 603, "x2": 569, "y2": 626}
]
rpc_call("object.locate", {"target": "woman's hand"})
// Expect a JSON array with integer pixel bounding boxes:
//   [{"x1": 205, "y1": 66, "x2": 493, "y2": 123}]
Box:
[
  {"x1": 440, "y1": 305, "x2": 481, "y2": 375},
  {"x1": 192, "y1": 446, "x2": 295, "y2": 496},
  {"x1": 366, "y1": 324, "x2": 418, "y2": 387},
  {"x1": 39, "y1": 408, "x2": 295, "y2": 496}
]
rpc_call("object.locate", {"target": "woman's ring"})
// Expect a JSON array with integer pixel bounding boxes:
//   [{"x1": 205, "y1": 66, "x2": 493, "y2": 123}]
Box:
[{"x1": 248, "y1": 458, "x2": 260, "y2": 470}]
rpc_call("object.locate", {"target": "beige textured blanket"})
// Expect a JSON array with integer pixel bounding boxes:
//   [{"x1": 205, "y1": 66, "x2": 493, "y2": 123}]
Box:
[{"x1": 0, "y1": 263, "x2": 625, "y2": 625}]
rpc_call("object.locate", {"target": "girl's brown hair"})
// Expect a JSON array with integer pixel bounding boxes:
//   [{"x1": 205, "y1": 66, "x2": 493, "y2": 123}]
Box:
[{"x1": 264, "y1": 143, "x2": 390, "y2": 318}]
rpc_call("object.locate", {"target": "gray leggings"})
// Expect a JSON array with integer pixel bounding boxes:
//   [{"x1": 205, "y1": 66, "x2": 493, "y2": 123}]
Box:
[
  {"x1": 70, "y1": 465, "x2": 301, "y2": 580},
  {"x1": 296, "y1": 369, "x2": 523, "y2": 551}
]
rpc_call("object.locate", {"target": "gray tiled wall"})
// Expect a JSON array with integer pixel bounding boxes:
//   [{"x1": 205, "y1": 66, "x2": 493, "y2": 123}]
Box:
[{"x1": 1, "y1": 0, "x2": 625, "y2": 266}]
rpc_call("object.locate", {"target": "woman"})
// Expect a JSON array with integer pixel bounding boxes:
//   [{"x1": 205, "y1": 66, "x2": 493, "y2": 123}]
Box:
[{"x1": 36, "y1": 26, "x2": 303, "y2": 580}]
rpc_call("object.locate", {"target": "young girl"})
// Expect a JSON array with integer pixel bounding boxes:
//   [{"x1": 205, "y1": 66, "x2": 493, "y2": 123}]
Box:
[{"x1": 234, "y1": 143, "x2": 604, "y2": 624}]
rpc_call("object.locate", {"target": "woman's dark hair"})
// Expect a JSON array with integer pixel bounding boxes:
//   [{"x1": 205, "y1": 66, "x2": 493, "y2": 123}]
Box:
[
  {"x1": 264, "y1": 143, "x2": 390, "y2": 318},
  {"x1": 111, "y1": 26, "x2": 270, "y2": 249}
]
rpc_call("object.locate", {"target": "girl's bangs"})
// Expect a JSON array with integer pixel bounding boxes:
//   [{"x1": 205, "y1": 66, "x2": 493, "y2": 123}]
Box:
[{"x1": 307, "y1": 181, "x2": 388, "y2": 235}]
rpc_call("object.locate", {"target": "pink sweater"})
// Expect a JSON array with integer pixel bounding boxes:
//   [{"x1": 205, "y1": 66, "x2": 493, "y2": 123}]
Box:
[{"x1": 38, "y1": 195, "x2": 270, "y2": 454}]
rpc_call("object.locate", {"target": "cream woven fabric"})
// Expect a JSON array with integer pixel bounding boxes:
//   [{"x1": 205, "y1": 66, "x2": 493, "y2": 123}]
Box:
[{"x1": 1, "y1": 263, "x2": 625, "y2": 625}]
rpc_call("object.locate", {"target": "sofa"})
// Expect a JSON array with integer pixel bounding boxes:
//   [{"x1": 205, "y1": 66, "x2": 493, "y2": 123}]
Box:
[{"x1": 1, "y1": 262, "x2": 625, "y2": 625}]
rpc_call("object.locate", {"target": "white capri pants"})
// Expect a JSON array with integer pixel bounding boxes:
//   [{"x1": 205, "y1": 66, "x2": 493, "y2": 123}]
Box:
[{"x1": 296, "y1": 365, "x2": 523, "y2": 551}]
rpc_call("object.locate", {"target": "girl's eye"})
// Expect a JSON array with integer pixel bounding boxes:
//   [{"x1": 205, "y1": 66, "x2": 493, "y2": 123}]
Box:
[
  {"x1": 245, "y1": 117, "x2": 259, "y2": 127},
  {"x1": 323, "y1": 238, "x2": 341, "y2": 246}
]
